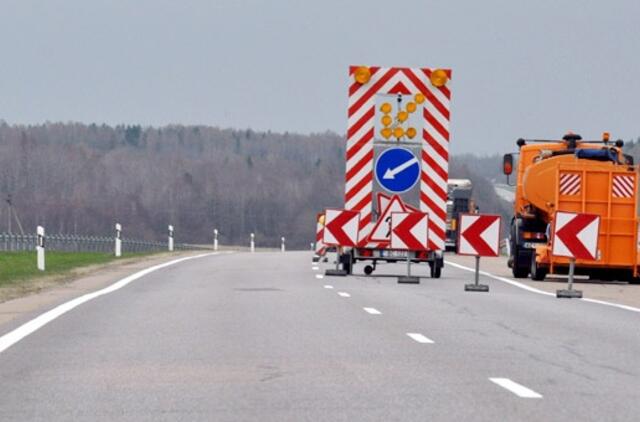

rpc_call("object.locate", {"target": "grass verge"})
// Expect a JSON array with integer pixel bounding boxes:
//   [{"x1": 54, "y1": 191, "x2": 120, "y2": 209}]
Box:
[{"x1": 0, "y1": 251, "x2": 153, "y2": 288}]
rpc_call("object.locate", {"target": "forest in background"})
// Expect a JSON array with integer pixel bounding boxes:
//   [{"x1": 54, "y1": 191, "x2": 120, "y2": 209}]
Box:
[{"x1": 1, "y1": 122, "x2": 637, "y2": 248}]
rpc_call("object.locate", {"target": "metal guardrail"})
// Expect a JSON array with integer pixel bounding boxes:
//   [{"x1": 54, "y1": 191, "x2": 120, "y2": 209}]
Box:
[{"x1": 0, "y1": 233, "x2": 208, "y2": 253}]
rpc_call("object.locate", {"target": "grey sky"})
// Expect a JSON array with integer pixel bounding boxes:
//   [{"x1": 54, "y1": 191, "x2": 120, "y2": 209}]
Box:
[{"x1": 1, "y1": 0, "x2": 639, "y2": 154}]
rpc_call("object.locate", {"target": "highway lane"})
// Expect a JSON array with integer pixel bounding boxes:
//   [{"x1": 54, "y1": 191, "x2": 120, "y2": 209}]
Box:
[{"x1": 0, "y1": 251, "x2": 638, "y2": 421}]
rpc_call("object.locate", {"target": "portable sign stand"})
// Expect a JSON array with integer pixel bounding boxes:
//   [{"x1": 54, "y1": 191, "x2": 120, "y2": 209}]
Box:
[
  {"x1": 457, "y1": 214, "x2": 501, "y2": 292},
  {"x1": 552, "y1": 211, "x2": 600, "y2": 299},
  {"x1": 322, "y1": 209, "x2": 360, "y2": 277},
  {"x1": 390, "y1": 211, "x2": 429, "y2": 284}
]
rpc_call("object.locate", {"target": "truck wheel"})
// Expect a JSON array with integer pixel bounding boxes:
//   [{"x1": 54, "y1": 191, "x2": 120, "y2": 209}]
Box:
[
  {"x1": 530, "y1": 255, "x2": 547, "y2": 281},
  {"x1": 511, "y1": 253, "x2": 529, "y2": 278},
  {"x1": 364, "y1": 265, "x2": 374, "y2": 275}
]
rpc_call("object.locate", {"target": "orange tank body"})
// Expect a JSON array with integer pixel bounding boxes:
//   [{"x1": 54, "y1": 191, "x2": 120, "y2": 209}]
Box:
[{"x1": 507, "y1": 135, "x2": 640, "y2": 281}]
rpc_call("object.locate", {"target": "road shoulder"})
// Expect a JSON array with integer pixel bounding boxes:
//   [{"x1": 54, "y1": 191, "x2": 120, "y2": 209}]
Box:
[
  {"x1": 445, "y1": 253, "x2": 640, "y2": 308},
  {"x1": 0, "y1": 251, "x2": 205, "y2": 331}
]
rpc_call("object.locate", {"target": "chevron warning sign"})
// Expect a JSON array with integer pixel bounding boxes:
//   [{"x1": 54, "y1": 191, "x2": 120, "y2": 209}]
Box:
[
  {"x1": 457, "y1": 214, "x2": 501, "y2": 257},
  {"x1": 551, "y1": 211, "x2": 600, "y2": 260},
  {"x1": 323, "y1": 209, "x2": 360, "y2": 247},
  {"x1": 390, "y1": 212, "x2": 429, "y2": 251}
]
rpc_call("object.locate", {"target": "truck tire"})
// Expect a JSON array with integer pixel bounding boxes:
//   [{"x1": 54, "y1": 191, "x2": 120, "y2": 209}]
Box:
[
  {"x1": 364, "y1": 265, "x2": 374, "y2": 275},
  {"x1": 530, "y1": 255, "x2": 548, "y2": 281},
  {"x1": 510, "y1": 219, "x2": 529, "y2": 278}
]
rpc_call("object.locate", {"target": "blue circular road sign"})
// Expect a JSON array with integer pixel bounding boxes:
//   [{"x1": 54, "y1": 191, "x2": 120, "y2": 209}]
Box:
[{"x1": 375, "y1": 147, "x2": 420, "y2": 193}]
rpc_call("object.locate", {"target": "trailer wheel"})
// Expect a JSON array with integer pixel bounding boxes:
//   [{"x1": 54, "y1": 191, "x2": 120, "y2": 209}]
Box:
[
  {"x1": 530, "y1": 255, "x2": 547, "y2": 281},
  {"x1": 364, "y1": 265, "x2": 374, "y2": 275}
]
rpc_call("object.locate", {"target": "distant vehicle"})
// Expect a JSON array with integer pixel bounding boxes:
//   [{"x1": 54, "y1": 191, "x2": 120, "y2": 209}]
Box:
[
  {"x1": 445, "y1": 179, "x2": 474, "y2": 251},
  {"x1": 503, "y1": 132, "x2": 639, "y2": 282}
]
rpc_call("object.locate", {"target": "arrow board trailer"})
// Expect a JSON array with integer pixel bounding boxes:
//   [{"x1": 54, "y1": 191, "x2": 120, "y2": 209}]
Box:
[{"x1": 339, "y1": 65, "x2": 452, "y2": 277}]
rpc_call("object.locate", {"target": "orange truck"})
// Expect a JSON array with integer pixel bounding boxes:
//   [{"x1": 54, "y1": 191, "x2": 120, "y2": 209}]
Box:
[{"x1": 503, "y1": 133, "x2": 639, "y2": 282}]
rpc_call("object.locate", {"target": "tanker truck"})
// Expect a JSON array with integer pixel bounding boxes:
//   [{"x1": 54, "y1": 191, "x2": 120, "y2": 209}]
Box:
[{"x1": 503, "y1": 132, "x2": 639, "y2": 282}]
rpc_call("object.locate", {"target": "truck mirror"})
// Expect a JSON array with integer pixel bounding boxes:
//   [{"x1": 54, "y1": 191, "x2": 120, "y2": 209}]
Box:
[{"x1": 503, "y1": 154, "x2": 514, "y2": 175}]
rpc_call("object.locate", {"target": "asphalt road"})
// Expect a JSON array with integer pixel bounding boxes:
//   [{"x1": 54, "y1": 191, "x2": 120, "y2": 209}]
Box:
[{"x1": 0, "y1": 251, "x2": 639, "y2": 421}]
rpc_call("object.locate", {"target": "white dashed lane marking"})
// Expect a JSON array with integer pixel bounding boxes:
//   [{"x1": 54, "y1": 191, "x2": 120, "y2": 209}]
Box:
[
  {"x1": 323, "y1": 285, "x2": 334, "y2": 289},
  {"x1": 363, "y1": 307, "x2": 381, "y2": 315},
  {"x1": 337, "y1": 292, "x2": 351, "y2": 298},
  {"x1": 406, "y1": 333, "x2": 434, "y2": 344},
  {"x1": 315, "y1": 274, "x2": 324, "y2": 279},
  {"x1": 489, "y1": 378, "x2": 542, "y2": 398}
]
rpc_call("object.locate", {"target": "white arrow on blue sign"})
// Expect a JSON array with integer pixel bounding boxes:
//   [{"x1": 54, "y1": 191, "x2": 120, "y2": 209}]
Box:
[{"x1": 375, "y1": 147, "x2": 421, "y2": 193}]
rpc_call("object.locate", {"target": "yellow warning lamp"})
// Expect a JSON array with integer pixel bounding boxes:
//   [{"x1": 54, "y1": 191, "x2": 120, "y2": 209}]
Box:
[
  {"x1": 318, "y1": 214, "x2": 326, "y2": 225},
  {"x1": 406, "y1": 102, "x2": 417, "y2": 113},
  {"x1": 380, "y1": 102, "x2": 392, "y2": 114},
  {"x1": 354, "y1": 66, "x2": 371, "y2": 84},
  {"x1": 414, "y1": 93, "x2": 426, "y2": 104},
  {"x1": 430, "y1": 69, "x2": 448, "y2": 87},
  {"x1": 393, "y1": 126, "x2": 404, "y2": 139},
  {"x1": 602, "y1": 132, "x2": 610, "y2": 143},
  {"x1": 397, "y1": 110, "x2": 409, "y2": 123},
  {"x1": 406, "y1": 127, "x2": 417, "y2": 139},
  {"x1": 381, "y1": 115, "x2": 392, "y2": 127},
  {"x1": 380, "y1": 127, "x2": 393, "y2": 139}
]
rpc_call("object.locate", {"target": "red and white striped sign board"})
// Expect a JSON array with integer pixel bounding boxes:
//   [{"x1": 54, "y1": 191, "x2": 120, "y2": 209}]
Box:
[
  {"x1": 315, "y1": 213, "x2": 327, "y2": 256},
  {"x1": 457, "y1": 214, "x2": 501, "y2": 257},
  {"x1": 559, "y1": 172, "x2": 581, "y2": 196},
  {"x1": 612, "y1": 174, "x2": 635, "y2": 198},
  {"x1": 322, "y1": 209, "x2": 360, "y2": 247},
  {"x1": 552, "y1": 211, "x2": 600, "y2": 260},
  {"x1": 345, "y1": 66, "x2": 451, "y2": 251},
  {"x1": 390, "y1": 212, "x2": 429, "y2": 251}
]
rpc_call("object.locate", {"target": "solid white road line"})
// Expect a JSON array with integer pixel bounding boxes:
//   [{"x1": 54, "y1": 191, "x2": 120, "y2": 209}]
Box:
[
  {"x1": 363, "y1": 307, "x2": 381, "y2": 315},
  {"x1": 0, "y1": 252, "x2": 219, "y2": 355},
  {"x1": 406, "y1": 333, "x2": 434, "y2": 344},
  {"x1": 489, "y1": 378, "x2": 543, "y2": 398},
  {"x1": 337, "y1": 292, "x2": 351, "y2": 298},
  {"x1": 445, "y1": 260, "x2": 640, "y2": 314},
  {"x1": 323, "y1": 285, "x2": 334, "y2": 289},
  {"x1": 315, "y1": 274, "x2": 324, "y2": 279}
]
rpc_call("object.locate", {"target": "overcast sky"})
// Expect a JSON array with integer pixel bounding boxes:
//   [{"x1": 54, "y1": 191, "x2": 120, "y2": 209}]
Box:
[{"x1": 1, "y1": 0, "x2": 639, "y2": 154}]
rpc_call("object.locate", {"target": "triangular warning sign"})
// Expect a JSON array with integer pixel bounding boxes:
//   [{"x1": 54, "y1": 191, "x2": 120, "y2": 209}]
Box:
[
  {"x1": 368, "y1": 194, "x2": 407, "y2": 243},
  {"x1": 376, "y1": 192, "x2": 421, "y2": 217}
]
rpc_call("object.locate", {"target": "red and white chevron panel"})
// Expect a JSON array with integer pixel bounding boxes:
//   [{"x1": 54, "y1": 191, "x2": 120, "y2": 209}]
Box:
[
  {"x1": 345, "y1": 66, "x2": 451, "y2": 250},
  {"x1": 559, "y1": 172, "x2": 581, "y2": 196},
  {"x1": 612, "y1": 175, "x2": 635, "y2": 198},
  {"x1": 315, "y1": 216, "x2": 327, "y2": 256}
]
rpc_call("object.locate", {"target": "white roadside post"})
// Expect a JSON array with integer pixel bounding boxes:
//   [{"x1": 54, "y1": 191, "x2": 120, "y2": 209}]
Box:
[
  {"x1": 213, "y1": 228, "x2": 219, "y2": 251},
  {"x1": 281, "y1": 237, "x2": 286, "y2": 252},
  {"x1": 115, "y1": 223, "x2": 122, "y2": 257},
  {"x1": 250, "y1": 233, "x2": 255, "y2": 253},
  {"x1": 310, "y1": 242, "x2": 314, "y2": 251},
  {"x1": 36, "y1": 225, "x2": 45, "y2": 271},
  {"x1": 168, "y1": 225, "x2": 174, "y2": 252}
]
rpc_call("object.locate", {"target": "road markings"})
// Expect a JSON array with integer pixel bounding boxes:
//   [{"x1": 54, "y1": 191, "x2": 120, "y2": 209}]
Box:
[
  {"x1": 312, "y1": 266, "x2": 320, "y2": 271},
  {"x1": 363, "y1": 307, "x2": 381, "y2": 315},
  {"x1": 406, "y1": 333, "x2": 434, "y2": 344},
  {"x1": 0, "y1": 252, "x2": 220, "y2": 355},
  {"x1": 445, "y1": 260, "x2": 640, "y2": 314},
  {"x1": 315, "y1": 274, "x2": 324, "y2": 279},
  {"x1": 489, "y1": 378, "x2": 542, "y2": 398},
  {"x1": 337, "y1": 292, "x2": 351, "y2": 297},
  {"x1": 323, "y1": 285, "x2": 334, "y2": 289}
]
